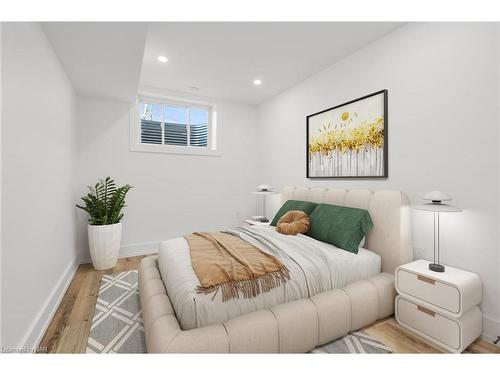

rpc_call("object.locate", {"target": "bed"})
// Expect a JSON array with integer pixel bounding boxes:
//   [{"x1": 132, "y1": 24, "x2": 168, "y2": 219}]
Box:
[{"x1": 139, "y1": 186, "x2": 413, "y2": 353}]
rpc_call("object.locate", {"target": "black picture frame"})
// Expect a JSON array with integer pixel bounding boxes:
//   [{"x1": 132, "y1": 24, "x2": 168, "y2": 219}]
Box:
[{"x1": 306, "y1": 89, "x2": 388, "y2": 179}]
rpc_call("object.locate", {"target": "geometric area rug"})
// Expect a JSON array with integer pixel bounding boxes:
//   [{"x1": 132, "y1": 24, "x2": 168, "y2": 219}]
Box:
[
  {"x1": 312, "y1": 331, "x2": 392, "y2": 354},
  {"x1": 86, "y1": 270, "x2": 391, "y2": 354},
  {"x1": 86, "y1": 270, "x2": 145, "y2": 353}
]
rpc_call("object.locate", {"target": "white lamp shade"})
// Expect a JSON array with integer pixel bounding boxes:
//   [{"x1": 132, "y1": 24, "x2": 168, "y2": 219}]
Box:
[
  {"x1": 253, "y1": 184, "x2": 275, "y2": 196},
  {"x1": 423, "y1": 191, "x2": 451, "y2": 202},
  {"x1": 414, "y1": 203, "x2": 462, "y2": 212},
  {"x1": 252, "y1": 191, "x2": 275, "y2": 195},
  {"x1": 415, "y1": 190, "x2": 462, "y2": 212},
  {"x1": 256, "y1": 184, "x2": 272, "y2": 192}
]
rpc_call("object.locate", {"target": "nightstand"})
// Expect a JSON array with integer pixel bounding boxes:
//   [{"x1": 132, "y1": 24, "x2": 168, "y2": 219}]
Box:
[
  {"x1": 243, "y1": 219, "x2": 272, "y2": 226},
  {"x1": 395, "y1": 259, "x2": 482, "y2": 353}
]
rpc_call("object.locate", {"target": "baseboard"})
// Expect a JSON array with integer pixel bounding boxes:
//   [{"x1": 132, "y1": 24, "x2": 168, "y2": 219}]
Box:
[
  {"x1": 18, "y1": 257, "x2": 79, "y2": 351},
  {"x1": 120, "y1": 241, "x2": 160, "y2": 258},
  {"x1": 79, "y1": 241, "x2": 160, "y2": 264},
  {"x1": 482, "y1": 315, "x2": 500, "y2": 344}
]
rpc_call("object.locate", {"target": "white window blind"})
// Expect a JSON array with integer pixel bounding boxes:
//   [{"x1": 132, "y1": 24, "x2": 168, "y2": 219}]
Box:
[{"x1": 140, "y1": 100, "x2": 209, "y2": 148}]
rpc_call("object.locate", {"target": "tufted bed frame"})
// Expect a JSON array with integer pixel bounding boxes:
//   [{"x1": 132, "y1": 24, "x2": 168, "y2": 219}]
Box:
[{"x1": 138, "y1": 187, "x2": 413, "y2": 353}]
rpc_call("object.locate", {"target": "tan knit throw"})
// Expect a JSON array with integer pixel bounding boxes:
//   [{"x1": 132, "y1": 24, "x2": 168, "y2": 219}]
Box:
[{"x1": 184, "y1": 232, "x2": 289, "y2": 302}]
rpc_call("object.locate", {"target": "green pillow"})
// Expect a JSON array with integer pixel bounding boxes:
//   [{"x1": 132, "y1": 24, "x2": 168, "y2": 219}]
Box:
[
  {"x1": 270, "y1": 200, "x2": 318, "y2": 227},
  {"x1": 307, "y1": 203, "x2": 373, "y2": 254}
]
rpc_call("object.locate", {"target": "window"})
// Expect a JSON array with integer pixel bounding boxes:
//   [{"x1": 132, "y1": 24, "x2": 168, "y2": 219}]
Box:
[{"x1": 131, "y1": 95, "x2": 218, "y2": 156}]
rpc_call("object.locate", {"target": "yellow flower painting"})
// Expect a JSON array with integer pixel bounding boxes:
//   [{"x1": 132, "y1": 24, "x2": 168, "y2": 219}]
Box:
[{"x1": 307, "y1": 90, "x2": 387, "y2": 177}]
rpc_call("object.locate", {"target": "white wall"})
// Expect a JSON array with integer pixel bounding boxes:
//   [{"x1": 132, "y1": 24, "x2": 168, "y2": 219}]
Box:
[
  {"x1": 1, "y1": 23, "x2": 78, "y2": 350},
  {"x1": 0, "y1": 22, "x2": 3, "y2": 350},
  {"x1": 75, "y1": 89, "x2": 259, "y2": 261},
  {"x1": 257, "y1": 23, "x2": 500, "y2": 340}
]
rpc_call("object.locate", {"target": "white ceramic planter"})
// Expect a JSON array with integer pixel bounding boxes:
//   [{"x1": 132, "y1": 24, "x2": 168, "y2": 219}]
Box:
[{"x1": 88, "y1": 222, "x2": 122, "y2": 270}]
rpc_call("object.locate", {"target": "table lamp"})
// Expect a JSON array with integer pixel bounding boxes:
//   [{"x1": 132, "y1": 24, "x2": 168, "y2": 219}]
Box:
[
  {"x1": 252, "y1": 185, "x2": 274, "y2": 222},
  {"x1": 414, "y1": 191, "x2": 462, "y2": 273}
]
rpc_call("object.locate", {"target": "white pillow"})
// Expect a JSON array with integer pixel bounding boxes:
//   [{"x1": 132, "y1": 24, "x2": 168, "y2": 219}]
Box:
[{"x1": 359, "y1": 236, "x2": 366, "y2": 248}]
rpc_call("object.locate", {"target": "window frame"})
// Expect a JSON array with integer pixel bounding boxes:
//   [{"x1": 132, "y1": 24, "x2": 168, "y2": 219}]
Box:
[{"x1": 130, "y1": 93, "x2": 220, "y2": 156}]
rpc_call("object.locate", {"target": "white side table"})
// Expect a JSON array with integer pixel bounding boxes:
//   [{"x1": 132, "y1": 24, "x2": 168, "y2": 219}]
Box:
[
  {"x1": 243, "y1": 219, "x2": 272, "y2": 226},
  {"x1": 395, "y1": 259, "x2": 482, "y2": 353},
  {"x1": 252, "y1": 190, "x2": 276, "y2": 222}
]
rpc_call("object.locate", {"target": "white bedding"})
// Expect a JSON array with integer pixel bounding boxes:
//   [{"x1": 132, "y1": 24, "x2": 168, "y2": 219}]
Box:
[{"x1": 158, "y1": 226, "x2": 381, "y2": 330}]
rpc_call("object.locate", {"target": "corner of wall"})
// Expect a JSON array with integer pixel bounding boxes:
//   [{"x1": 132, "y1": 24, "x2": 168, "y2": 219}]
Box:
[
  {"x1": 20, "y1": 258, "x2": 79, "y2": 350},
  {"x1": 0, "y1": 21, "x2": 4, "y2": 350}
]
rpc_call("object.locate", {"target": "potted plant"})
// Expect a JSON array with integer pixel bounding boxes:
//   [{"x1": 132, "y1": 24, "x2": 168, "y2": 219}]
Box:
[{"x1": 76, "y1": 177, "x2": 132, "y2": 270}]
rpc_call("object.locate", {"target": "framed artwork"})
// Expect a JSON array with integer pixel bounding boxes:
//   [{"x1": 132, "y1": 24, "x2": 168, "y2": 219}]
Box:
[{"x1": 306, "y1": 90, "x2": 388, "y2": 178}]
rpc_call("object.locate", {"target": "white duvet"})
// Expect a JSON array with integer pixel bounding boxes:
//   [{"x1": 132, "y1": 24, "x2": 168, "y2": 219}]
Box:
[{"x1": 158, "y1": 226, "x2": 381, "y2": 330}]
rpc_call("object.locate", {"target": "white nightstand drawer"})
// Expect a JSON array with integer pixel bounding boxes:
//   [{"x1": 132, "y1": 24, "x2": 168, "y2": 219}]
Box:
[
  {"x1": 397, "y1": 269, "x2": 460, "y2": 314},
  {"x1": 396, "y1": 296, "x2": 459, "y2": 349},
  {"x1": 396, "y1": 296, "x2": 482, "y2": 353}
]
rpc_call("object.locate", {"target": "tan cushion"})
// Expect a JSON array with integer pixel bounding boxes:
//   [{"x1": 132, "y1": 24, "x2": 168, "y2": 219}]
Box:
[
  {"x1": 141, "y1": 278, "x2": 166, "y2": 301},
  {"x1": 140, "y1": 256, "x2": 158, "y2": 269},
  {"x1": 276, "y1": 210, "x2": 310, "y2": 235},
  {"x1": 148, "y1": 315, "x2": 181, "y2": 353},
  {"x1": 343, "y1": 280, "x2": 379, "y2": 330},
  {"x1": 311, "y1": 289, "x2": 351, "y2": 345},
  {"x1": 270, "y1": 299, "x2": 318, "y2": 353},
  {"x1": 368, "y1": 273, "x2": 396, "y2": 318},
  {"x1": 142, "y1": 294, "x2": 175, "y2": 334},
  {"x1": 224, "y1": 310, "x2": 279, "y2": 353},
  {"x1": 167, "y1": 325, "x2": 229, "y2": 353}
]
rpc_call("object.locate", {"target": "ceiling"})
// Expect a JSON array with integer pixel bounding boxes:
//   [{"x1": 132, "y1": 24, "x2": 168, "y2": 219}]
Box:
[
  {"x1": 42, "y1": 22, "x2": 402, "y2": 105},
  {"x1": 42, "y1": 22, "x2": 147, "y2": 103},
  {"x1": 140, "y1": 22, "x2": 402, "y2": 104}
]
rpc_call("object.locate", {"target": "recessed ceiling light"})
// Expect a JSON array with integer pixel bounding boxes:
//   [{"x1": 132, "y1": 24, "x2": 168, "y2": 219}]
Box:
[
  {"x1": 253, "y1": 79, "x2": 262, "y2": 86},
  {"x1": 157, "y1": 56, "x2": 168, "y2": 63}
]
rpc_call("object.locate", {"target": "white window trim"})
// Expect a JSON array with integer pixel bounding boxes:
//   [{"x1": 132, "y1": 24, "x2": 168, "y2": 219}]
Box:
[{"x1": 129, "y1": 92, "x2": 221, "y2": 156}]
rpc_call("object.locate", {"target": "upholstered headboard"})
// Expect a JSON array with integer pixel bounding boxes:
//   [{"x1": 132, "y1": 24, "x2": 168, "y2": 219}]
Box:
[{"x1": 281, "y1": 186, "x2": 413, "y2": 274}]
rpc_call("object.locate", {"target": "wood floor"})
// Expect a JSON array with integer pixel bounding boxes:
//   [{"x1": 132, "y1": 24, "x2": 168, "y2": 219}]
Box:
[
  {"x1": 39, "y1": 255, "x2": 500, "y2": 354},
  {"x1": 39, "y1": 256, "x2": 145, "y2": 353}
]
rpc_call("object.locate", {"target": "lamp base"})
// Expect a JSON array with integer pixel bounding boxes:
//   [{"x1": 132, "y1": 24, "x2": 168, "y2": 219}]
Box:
[
  {"x1": 251, "y1": 215, "x2": 269, "y2": 223},
  {"x1": 429, "y1": 263, "x2": 445, "y2": 272}
]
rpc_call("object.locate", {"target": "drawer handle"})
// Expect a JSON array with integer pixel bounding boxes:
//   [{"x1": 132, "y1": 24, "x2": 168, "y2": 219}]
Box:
[
  {"x1": 417, "y1": 305, "x2": 435, "y2": 317},
  {"x1": 417, "y1": 275, "x2": 435, "y2": 285}
]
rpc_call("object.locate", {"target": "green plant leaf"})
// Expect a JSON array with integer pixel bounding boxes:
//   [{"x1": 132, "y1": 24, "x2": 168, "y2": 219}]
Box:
[{"x1": 76, "y1": 177, "x2": 132, "y2": 225}]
